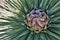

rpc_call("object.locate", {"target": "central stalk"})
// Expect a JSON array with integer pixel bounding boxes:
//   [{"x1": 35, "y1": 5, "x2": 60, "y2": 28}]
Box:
[{"x1": 27, "y1": 9, "x2": 49, "y2": 33}]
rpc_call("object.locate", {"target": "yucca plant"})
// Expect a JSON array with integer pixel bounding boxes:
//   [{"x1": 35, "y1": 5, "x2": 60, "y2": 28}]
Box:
[{"x1": 0, "y1": 0, "x2": 60, "y2": 40}]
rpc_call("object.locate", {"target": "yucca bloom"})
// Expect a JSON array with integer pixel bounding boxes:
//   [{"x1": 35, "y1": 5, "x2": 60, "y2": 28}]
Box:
[
  {"x1": 27, "y1": 9, "x2": 49, "y2": 33},
  {"x1": 0, "y1": 0, "x2": 60, "y2": 40}
]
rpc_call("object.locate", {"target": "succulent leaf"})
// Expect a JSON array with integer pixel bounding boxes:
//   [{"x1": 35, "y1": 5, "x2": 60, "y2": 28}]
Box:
[{"x1": 0, "y1": 0, "x2": 60, "y2": 40}]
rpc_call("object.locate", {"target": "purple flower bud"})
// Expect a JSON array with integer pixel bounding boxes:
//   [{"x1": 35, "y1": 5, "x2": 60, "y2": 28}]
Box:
[{"x1": 30, "y1": 10, "x2": 35, "y2": 14}]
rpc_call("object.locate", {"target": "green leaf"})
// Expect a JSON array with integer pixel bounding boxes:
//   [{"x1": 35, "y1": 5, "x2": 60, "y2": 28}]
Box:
[
  {"x1": 0, "y1": 18, "x2": 13, "y2": 22},
  {"x1": 50, "y1": 20, "x2": 60, "y2": 24},
  {"x1": 5, "y1": 0, "x2": 16, "y2": 9},
  {"x1": 47, "y1": 0, "x2": 60, "y2": 10},
  {"x1": 0, "y1": 16, "x2": 25, "y2": 22},
  {"x1": 6, "y1": 0, "x2": 25, "y2": 14},
  {"x1": 50, "y1": 17, "x2": 60, "y2": 23},
  {"x1": 1, "y1": 26, "x2": 26, "y2": 39},
  {"x1": 17, "y1": 0, "x2": 27, "y2": 14},
  {"x1": 0, "y1": 0, "x2": 60, "y2": 40},
  {"x1": 45, "y1": 34, "x2": 51, "y2": 40},
  {"x1": 40, "y1": 0, "x2": 49, "y2": 10},
  {"x1": 18, "y1": 35, "x2": 28, "y2": 40},
  {"x1": 40, "y1": 32, "x2": 47, "y2": 40},
  {"x1": 27, "y1": 32, "x2": 33, "y2": 40},
  {"x1": 50, "y1": 12, "x2": 60, "y2": 18},
  {"x1": 49, "y1": 34, "x2": 58, "y2": 40},
  {"x1": 47, "y1": 1, "x2": 60, "y2": 15},
  {"x1": 45, "y1": 0, "x2": 52, "y2": 10},
  {"x1": 0, "y1": 22, "x2": 11, "y2": 26},
  {"x1": 7, "y1": 26, "x2": 26, "y2": 34},
  {"x1": 48, "y1": 7, "x2": 60, "y2": 17},
  {"x1": 8, "y1": 0, "x2": 20, "y2": 10},
  {"x1": 12, "y1": 30, "x2": 30, "y2": 40},
  {"x1": 11, "y1": 0, "x2": 26, "y2": 14},
  {"x1": 25, "y1": 0, "x2": 33, "y2": 11},
  {"x1": 6, "y1": 27, "x2": 26, "y2": 39},
  {"x1": 0, "y1": 5, "x2": 16, "y2": 13},
  {"x1": 49, "y1": 28, "x2": 60, "y2": 35},
  {"x1": 49, "y1": 24, "x2": 60, "y2": 28},
  {"x1": 47, "y1": 30, "x2": 60, "y2": 40},
  {"x1": 34, "y1": 33, "x2": 39, "y2": 40},
  {"x1": 20, "y1": 0, "x2": 30, "y2": 12},
  {"x1": 0, "y1": 28, "x2": 11, "y2": 32},
  {"x1": 33, "y1": 0, "x2": 39, "y2": 9}
]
